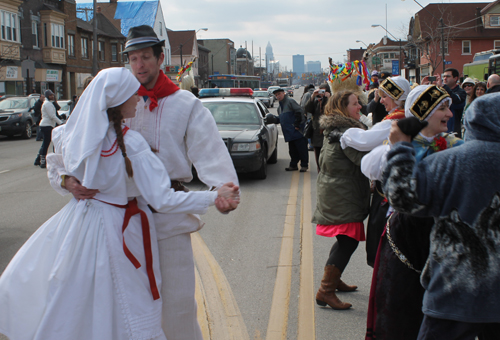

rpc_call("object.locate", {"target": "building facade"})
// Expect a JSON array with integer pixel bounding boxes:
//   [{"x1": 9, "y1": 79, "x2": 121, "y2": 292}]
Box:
[
  {"x1": 409, "y1": 1, "x2": 500, "y2": 82},
  {"x1": 306, "y1": 61, "x2": 321, "y2": 74},
  {"x1": 292, "y1": 54, "x2": 304, "y2": 77},
  {"x1": 198, "y1": 38, "x2": 234, "y2": 76}
]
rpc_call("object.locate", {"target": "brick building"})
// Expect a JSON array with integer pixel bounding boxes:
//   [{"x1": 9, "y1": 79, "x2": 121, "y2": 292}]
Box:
[
  {"x1": 66, "y1": 9, "x2": 126, "y2": 98},
  {"x1": 409, "y1": 1, "x2": 500, "y2": 82},
  {"x1": 0, "y1": 0, "x2": 23, "y2": 95},
  {"x1": 0, "y1": 0, "x2": 126, "y2": 98}
]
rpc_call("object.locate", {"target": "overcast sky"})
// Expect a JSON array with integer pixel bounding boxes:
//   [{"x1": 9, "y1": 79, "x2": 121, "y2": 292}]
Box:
[{"x1": 158, "y1": 0, "x2": 490, "y2": 70}]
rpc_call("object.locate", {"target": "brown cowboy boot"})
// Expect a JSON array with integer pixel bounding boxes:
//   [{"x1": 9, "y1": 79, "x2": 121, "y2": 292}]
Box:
[
  {"x1": 337, "y1": 279, "x2": 357, "y2": 292},
  {"x1": 315, "y1": 265, "x2": 352, "y2": 310}
]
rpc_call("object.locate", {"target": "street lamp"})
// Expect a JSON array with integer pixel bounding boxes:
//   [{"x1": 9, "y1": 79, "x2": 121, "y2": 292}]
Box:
[
  {"x1": 356, "y1": 40, "x2": 368, "y2": 48},
  {"x1": 372, "y1": 24, "x2": 402, "y2": 75}
]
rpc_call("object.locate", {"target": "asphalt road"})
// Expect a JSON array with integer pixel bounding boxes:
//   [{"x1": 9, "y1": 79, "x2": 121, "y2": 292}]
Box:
[{"x1": 0, "y1": 89, "x2": 374, "y2": 340}]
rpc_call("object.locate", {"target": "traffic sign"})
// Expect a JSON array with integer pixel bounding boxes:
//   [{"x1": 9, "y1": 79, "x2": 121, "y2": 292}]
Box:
[{"x1": 445, "y1": 61, "x2": 452, "y2": 65}]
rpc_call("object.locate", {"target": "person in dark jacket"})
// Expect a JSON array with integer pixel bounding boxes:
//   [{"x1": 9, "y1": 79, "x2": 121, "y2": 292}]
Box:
[
  {"x1": 486, "y1": 74, "x2": 500, "y2": 94},
  {"x1": 305, "y1": 83, "x2": 331, "y2": 171},
  {"x1": 31, "y1": 94, "x2": 45, "y2": 141},
  {"x1": 273, "y1": 88, "x2": 309, "y2": 172},
  {"x1": 383, "y1": 92, "x2": 500, "y2": 340}
]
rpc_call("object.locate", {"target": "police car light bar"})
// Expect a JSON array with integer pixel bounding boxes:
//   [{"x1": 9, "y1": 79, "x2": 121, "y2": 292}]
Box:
[{"x1": 199, "y1": 88, "x2": 254, "y2": 98}]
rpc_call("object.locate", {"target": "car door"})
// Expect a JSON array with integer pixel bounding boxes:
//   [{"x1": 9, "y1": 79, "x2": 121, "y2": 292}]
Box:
[{"x1": 255, "y1": 101, "x2": 277, "y2": 158}]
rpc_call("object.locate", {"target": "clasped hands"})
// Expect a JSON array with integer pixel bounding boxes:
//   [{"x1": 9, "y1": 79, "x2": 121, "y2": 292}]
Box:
[{"x1": 215, "y1": 182, "x2": 240, "y2": 213}]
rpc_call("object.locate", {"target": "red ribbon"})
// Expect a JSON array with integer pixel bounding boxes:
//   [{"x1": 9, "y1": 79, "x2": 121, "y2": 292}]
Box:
[{"x1": 95, "y1": 198, "x2": 160, "y2": 300}]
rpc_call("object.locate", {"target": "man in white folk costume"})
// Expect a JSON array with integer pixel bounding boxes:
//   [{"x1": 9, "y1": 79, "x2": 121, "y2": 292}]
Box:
[
  {"x1": 47, "y1": 25, "x2": 239, "y2": 340},
  {"x1": 0, "y1": 68, "x2": 239, "y2": 339}
]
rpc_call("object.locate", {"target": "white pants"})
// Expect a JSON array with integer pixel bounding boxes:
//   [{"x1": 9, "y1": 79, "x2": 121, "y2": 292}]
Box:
[{"x1": 158, "y1": 234, "x2": 203, "y2": 340}]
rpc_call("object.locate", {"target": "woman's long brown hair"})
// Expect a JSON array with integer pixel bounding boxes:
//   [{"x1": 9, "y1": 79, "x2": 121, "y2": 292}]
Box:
[
  {"x1": 324, "y1": 90, "x2": 357, "y2": 119},
  {"x1": 107, "y1": 106, "x2": 133, "y2": 178}
]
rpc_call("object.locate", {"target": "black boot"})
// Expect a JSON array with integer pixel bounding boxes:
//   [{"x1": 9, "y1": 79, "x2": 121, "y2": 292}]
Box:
[
  {"x1": 34, "y1": 154, "x2": 41, "y2": 166},
  {"x1": 40, "y1": 155, "x2": 46, "y2": 169}
]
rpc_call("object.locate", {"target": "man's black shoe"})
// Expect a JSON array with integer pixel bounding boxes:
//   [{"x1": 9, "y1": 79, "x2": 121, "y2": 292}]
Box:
[
  {"x1": 300, "y1": 167, "x2": 308, "y2": 172},
  {"x1": 285, "y1": 167, "x2": 299, "y2": 171}
]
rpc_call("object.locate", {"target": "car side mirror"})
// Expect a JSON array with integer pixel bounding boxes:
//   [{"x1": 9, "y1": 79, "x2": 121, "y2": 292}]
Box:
[{"x1": 265, "y1": 113, "x2": 279, "y2": 125}]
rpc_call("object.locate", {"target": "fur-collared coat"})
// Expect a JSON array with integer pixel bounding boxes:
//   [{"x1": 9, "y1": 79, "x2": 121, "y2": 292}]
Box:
[
  {"x1": 382, "y1": 93, "x2": 500, "y2": 323},
  {"x1": 312, "y1": 114, "x2": 370, "y2": 225}
]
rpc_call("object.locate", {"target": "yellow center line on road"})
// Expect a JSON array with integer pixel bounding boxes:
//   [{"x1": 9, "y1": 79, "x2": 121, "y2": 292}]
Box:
[
  {"x1": 192, "y1": 232, "x2": 250, "y2": 340},
  {"x1": 265, "y1": 171, "x2": 300, "y2": 340},
  {"x1": 298, "y1": 170, "x2": 316, "y2": 340}
]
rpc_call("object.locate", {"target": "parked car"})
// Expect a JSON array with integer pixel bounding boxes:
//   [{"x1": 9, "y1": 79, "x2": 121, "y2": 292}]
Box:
[
  {"x1": 267, "y1": 86, "x2": 280, "y2": 99},
  {"x1": 0, "y1": 96, "x2": 39, "y2": 139},
  {"x1": 294, "y1": 85, "x2": 299, "y2": 89},
  {"x1": 284, "y1": 87, "x2": 294, "y2": 97},
  {"x1": 199, "y1": 88, "x2": 278, "y2": 179},
  {"x1": 253, "y1": 90, "x2": 274, "y2": 108},
  {"x1": 57, "y1": 100, "x2": 72, "y2": 120},
  {"x1": 0, "y1": 95, "x2": 16, "y2": 102}
]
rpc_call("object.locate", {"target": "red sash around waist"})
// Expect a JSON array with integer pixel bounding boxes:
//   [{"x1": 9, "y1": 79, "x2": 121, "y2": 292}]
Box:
[{"x1": 95, "y1": 197, "x2": 160, "y2": 301}]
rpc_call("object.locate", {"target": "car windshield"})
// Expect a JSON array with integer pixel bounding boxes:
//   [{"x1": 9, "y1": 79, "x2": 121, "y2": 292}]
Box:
[
  {"x1": 203, "y1": 102, "x2": 261, "y2": 125},
  {"x1": 254, "y1": 92, "x2": 268, "y2": 97},
  {"x1": 0, "y1": 98, "x2": 29, "y2": 110},
  {"x1": 58, "y1": 101, "x2": 71, "y2": 111}
]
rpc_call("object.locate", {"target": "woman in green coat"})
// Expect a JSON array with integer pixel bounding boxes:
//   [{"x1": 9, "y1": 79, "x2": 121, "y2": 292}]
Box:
[{"x1": 313, "y1": 90, "x2": 371, "y2": 310}]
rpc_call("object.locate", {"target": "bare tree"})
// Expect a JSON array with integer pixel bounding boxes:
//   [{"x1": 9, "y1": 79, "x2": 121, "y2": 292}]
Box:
[{"x1": 414, "y1": 4, "x2": 459, "y2": 73}]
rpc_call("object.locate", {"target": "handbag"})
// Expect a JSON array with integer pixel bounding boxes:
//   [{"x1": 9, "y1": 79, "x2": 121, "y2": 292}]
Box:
[{"x1": 303, "y1": 118, "x2": 314, "y2": 139}]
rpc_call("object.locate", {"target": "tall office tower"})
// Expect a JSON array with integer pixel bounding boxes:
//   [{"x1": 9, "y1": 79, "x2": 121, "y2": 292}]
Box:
[
  {"x1": 266, "y1": 42, "x2": 274, "y2": 73},
  {"x1": 306, "y1": 61, "x2": 321, "y2": 74},
  {"x1": 293, "y1": 54, "x2": 305, "y2": 77}
]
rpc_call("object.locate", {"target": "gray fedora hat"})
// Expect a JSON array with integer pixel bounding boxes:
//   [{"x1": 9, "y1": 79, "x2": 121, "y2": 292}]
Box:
[{"x1": 122, "y1": 25, "x2": 165, "y2": 53}]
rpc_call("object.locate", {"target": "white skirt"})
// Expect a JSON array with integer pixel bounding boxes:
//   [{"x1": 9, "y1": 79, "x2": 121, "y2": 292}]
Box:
[{"x1": 0, "y1": 198, "x2": 166, "y2": 340}]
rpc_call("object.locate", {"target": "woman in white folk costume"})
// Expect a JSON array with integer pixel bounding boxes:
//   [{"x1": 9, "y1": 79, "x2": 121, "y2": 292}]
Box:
[
  {"x1": 0, "y1": 68, "x2": 239, "y2": 340},
  {"x1": 339, "y1": 76, "x2": 411, "y2": 267}
]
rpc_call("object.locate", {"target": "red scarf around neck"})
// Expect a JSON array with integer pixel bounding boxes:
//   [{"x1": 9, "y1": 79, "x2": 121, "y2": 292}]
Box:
[{"x1": 138, "y1": 70, "x2": 179, "y2": 111}]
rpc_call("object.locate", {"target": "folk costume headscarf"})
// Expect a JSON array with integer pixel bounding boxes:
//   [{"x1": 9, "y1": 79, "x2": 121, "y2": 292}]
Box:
[
  {"x1": 404, "y1": 85, "x2": 451, "y2": 121},
  {"x1": 340, "y1": 77, "x2": 411, "y2": 151},
  {"x1": 138, "y1": 70, "x2": 179, "y2": 111},
  {"x1": 404, "y1": 85, "x2": 460, "y2": 162},
  {"x1": 62, "y1": 68, "x2": 140, "y2": 189}
]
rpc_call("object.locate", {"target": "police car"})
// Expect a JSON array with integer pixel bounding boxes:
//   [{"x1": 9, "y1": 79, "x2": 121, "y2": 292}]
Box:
[{"x1": 199, "y1": 88, "x2": 278, "y2": 179}]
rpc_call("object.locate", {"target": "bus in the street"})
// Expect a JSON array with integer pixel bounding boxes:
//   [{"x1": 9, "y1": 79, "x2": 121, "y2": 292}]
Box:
[
  {"x1": 488, "y1": 53, "x2": 500, "y2": 78},
  {"x1": 208, "y1": 75, "x2": 261, "y2": 89}
]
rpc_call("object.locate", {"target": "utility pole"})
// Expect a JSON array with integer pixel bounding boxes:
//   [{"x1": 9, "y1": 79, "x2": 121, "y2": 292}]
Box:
[
  {"x1": 440, "y1": 18, "x2": 446, "y2": 74},
  {"x1": 92, "y1": 0, "x2": 98, "y2": 76},
  {"x1": 180, "y1": 44, "x2": 183, "y2": 66}
]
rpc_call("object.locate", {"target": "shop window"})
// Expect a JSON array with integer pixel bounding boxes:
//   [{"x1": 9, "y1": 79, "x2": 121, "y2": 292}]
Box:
[
  {"x1": 68, "y1": 34, "x2": 75, "y2": 56},
  {"x1": 462, "y1": 40, "x2": 471, "y2": 54},
  {"x1": 81, "y1": 37, "x2": 88, "y2": 58},
  {"x1": 32, "y1": 21, "x2": 39, "y2": 48},
  {"x1": 51, "y1": 23, "x2": 64, "y2": 49},
  {"x1": 491, "y1": 16, "x2": 500, "y2": 26},
  {"x1": 1, "y1": 10, "x2": 19, "y2": 42},
  {"x1": 98, "y1": 41, "x2": 105, "y2": 61},
  {"x1": 111, "y1": 43, "x2": 117, "y2": 61}
]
